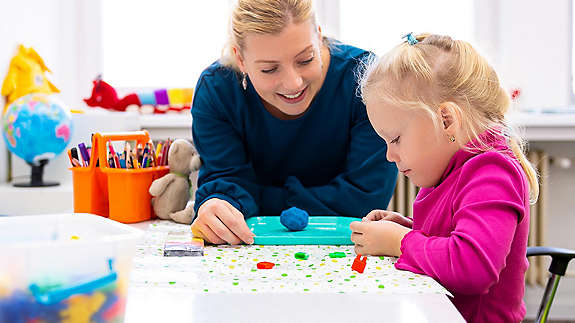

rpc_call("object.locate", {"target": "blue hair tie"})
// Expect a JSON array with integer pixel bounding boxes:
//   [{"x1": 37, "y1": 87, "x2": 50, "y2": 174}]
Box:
[{"x1": 402, "y1": 32, "x2": 418, "y2": 45}]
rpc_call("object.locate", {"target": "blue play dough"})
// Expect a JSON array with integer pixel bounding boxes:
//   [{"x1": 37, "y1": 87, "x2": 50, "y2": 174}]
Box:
[{"x1": 280, "y1": 207, "x2": 309, "y2": 231}]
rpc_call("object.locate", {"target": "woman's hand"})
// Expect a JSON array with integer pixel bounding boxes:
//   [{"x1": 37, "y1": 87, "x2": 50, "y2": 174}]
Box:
[
  {"x1": 191, "y1": 198, "x2": 255, "y2": 245},
  {"x1": 362, "y1": 209, "x2": 413, "y2": 228},
  {"x1": 350, "y1": 220, "x2": 412, "y2": 257}
]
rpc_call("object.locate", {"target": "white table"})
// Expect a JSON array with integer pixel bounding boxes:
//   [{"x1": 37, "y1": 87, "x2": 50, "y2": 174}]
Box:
[
  {"x1": 125, "y1": 290, "x2": 464, "y2": 323},
  {"x1": 124, "y1": 220, "x2": 465, "y2": 323}
]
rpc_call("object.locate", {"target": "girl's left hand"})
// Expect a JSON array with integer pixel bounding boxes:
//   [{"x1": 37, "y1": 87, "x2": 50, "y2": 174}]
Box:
[{"x1": 350, "y1": 220, "x2": 412, "y2": 257}]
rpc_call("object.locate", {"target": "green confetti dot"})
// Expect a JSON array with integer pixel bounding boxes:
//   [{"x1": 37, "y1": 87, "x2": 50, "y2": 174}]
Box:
[
  {"x1": 327, "y1": 280, "x2": 333, "y2": 283},
  {"x1": 409, "y1": 277, "x2": 415, "y2": 280},
  {"x1": 294, "y1": 252, "x2": 309, "y2": 260},
  {"x1": 204, "y1": 289, "x2": 209, "y2": 292},
  {"x1": 306, "y1": 275, "x2": 312, "y2": 278},
  {"x1": 216, "y1": 256, "x2": 222, "y2": 259},
  {"x1": 379, "y1": 256, "x2": 385, "y2": 260},
  {"x1": 169, "y1": 281, "x2": 176, "y2": 285},
  {"x1": 350, "y1": 275, "x2": 356, "y2": 278},
  {"x1": 378, "y1": 285, "x2": 385, "y2": 289},
  {"x1": 217, "y1": 249, "x2": 223, "y2": 251},
  {"x1": 233, "y1": 282, "x2": 239, "y2": 286},
  {"x1": 329, "y1": 252, "x2": 346, "y2": 258},
  {"x1": 344, "y1": 279, "x2": 350, "y2": 281},
  {"x1": 303, "y1": 288, "x2": 310, "y2": 291},
  {"x1": 251, "y1": 289, "x2": 257, "y2": 291},
  {"x1": 281, "y1": 273, "x2": 288, "y2": 277}
]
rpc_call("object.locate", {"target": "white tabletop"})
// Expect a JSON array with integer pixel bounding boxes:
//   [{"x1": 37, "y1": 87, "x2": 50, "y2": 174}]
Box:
[
  {"x1": 125, "y1": 289, "x2": 464, "y2": 323},
  {"x1": 124, "y1": 220, "x2": 465, "y2": 323}
]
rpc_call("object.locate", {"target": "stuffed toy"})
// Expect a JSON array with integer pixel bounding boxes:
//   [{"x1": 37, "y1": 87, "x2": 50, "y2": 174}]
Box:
[
  {"x1": 1, "y1": 45, "x2": 60, "y2": 114},
  {"x1": 84, "y1": 75, "x2": 193, "y2": 114},
  {"x1": 149, "y1": 139, "x2": 201, "y2": 224}
]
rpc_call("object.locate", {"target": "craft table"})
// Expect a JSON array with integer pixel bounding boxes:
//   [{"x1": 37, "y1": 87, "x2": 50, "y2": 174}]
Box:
[{"x1": 124, "y1": 220, "x2": 465, "y2": 323}]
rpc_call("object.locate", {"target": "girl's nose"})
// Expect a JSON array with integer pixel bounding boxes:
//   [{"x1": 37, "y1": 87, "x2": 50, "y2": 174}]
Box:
[{"x1": 386, "y1": 146, "x2": 399, "y2": 163}]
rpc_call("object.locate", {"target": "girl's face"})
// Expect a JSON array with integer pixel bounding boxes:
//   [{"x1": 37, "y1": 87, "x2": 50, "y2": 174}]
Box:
[
  {"x1": 235, "y1": 20, "x2": 327, "y2": 119},
  {"x1": 366, "y1": 98, "x2": 459, "y2": 188}
]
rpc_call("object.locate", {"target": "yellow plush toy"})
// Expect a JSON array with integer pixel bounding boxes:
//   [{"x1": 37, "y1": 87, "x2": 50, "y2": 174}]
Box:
[{"x1": 1, "y1": 45, "x2": 60, "y2": 114}]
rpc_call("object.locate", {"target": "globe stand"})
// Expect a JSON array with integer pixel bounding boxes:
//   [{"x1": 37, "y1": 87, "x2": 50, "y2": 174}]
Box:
[{"x1": 14, "y1": 159, "x2": 59, "y2": 187}]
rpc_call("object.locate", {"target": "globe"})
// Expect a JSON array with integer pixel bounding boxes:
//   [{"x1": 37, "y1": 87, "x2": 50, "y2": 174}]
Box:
[{"x1": 2, "y1": 93, "x2": 73, "y2": 186}]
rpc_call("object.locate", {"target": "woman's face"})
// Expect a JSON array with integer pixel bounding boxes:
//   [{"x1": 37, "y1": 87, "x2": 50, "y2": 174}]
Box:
[{"x1": 235, "y1": 20, "x2": 327, "y2": 119}]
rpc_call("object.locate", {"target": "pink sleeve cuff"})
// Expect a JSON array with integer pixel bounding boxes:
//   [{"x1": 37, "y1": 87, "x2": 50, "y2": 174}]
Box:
[{"x1": 395, "y1": 230, "x2": 426, "y2": 275}]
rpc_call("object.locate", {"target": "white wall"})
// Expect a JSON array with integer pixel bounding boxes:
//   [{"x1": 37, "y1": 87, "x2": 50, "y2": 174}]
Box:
[
  {"x1": 499, "y1": 0, "x2": 572, "y2": 109},
  {"x1": 0, "y1": 0, "x2": 102, "y2": 183}
]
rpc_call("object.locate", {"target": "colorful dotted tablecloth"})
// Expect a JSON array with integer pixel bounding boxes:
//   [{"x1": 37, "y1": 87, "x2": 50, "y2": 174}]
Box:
[{"x1": 130, "y1": 220, "x2": 450, "y2": 296}]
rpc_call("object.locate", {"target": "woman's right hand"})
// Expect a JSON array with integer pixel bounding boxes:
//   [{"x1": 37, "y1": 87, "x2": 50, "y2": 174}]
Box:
[
  {"x1": 191, "y1": 198, "x2": 255, "y2": 245},
  {"x1": 362, "y1": 209, "x2": 413, "y2": 228}
]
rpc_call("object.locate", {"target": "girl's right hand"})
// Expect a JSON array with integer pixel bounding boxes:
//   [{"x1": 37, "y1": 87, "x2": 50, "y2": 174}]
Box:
[
  {"x1": 191, "y1": 198, "x2": 255, "y2": 245},
  {"x1": 362, "y1": 209, "x2": 413, "y2": 228}
]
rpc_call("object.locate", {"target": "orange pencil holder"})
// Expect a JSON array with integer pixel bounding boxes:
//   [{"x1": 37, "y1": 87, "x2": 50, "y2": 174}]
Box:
[{"x1": 70, "y1": 131, "x2": 169, "y2": 223}]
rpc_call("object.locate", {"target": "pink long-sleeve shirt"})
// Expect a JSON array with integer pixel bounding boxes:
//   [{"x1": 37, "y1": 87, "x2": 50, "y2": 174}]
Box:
[{"x1": 395, "y1": 134, "x2": 530, "y2": 323}]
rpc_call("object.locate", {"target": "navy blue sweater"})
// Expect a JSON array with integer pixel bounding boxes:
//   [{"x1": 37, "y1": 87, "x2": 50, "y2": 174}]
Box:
[{"x1": 192, "y1": 42, "x2": 397, "y2": 218}]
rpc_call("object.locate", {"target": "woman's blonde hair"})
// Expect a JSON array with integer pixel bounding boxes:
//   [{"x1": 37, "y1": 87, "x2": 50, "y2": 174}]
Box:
[
  {"x1": 360, "y1": 33, "x2": 539, "y2": 203},
  {"x1": 220, "y1": 0, "x2": 318, "y2": 70}
]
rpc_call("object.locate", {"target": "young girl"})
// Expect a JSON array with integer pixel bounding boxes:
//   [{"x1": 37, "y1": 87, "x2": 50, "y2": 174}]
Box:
[{"x1": 350, "y1": 33, "x2": 538, "y2": 323}]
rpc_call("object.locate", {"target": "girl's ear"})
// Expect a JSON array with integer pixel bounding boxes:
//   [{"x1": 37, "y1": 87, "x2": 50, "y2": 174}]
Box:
[
  {"x1": 233, "y1": 46, "x2": 246, "y2": 73},
  {"x1": 438, "y1": 102, "x2": 462, "y2": 136}
]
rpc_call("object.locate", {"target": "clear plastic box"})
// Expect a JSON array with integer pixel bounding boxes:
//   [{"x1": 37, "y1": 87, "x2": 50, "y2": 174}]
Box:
[{"x1": 0, "y1": 213, "x2": 143, "y2": 323}]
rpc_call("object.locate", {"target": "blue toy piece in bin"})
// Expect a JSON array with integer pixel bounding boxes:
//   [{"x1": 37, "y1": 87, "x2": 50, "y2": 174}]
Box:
[{"x1": 280, "y1": 207, "x2": 309, "y2": 231}]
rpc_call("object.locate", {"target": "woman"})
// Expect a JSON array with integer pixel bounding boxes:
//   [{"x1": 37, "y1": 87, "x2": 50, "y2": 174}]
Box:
[{"x1": 191, "y1": 0, "x2": 397, "y2": 245}]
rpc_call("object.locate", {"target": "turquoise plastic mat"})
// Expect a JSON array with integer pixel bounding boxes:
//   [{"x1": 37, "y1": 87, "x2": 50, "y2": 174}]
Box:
[{"x1": 246, "y1": 216, "x2": 358, "y2": 245}]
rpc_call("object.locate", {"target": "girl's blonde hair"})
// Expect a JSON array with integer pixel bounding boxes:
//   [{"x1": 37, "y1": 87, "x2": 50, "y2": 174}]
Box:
[
  {"x1": 220, "y1": 0, "x2": 318, "y2": 70},
  {"x1": 360, "y1": 33, "x2": 539, "y2": 203}
]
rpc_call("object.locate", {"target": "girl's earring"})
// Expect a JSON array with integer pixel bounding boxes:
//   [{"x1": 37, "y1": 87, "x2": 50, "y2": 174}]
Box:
[
  {"x1": 449, "y1": 136, "x2": 456, "y2": 143},
  {"x1": 242, "y1": 73, "x2": 247, "y2": 90}
]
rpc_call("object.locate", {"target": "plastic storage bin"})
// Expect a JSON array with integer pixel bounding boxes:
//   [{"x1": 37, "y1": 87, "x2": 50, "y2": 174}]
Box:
[
  {"x1": 0, "y1": 213, "x2": 144, "y2": 323},
  {"x1": 71, "y1": 131, "x2": 169, "y2": 223}
]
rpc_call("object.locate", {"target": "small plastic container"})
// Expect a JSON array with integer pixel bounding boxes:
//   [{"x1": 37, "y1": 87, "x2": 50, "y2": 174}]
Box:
[
  {"x1": 71, "y1": 131, "x2": 169, "y2": 223},
  {"x1": 0, "y1": 213, "x2": 144, "y2": 323}
]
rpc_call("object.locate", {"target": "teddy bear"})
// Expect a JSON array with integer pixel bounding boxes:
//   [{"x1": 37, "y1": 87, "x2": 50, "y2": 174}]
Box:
[{"x1": 149, "y1": 139, "x2": 201, "y2": 224}]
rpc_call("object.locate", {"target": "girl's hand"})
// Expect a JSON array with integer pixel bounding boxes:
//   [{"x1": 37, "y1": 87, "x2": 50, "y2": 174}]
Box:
[
  {"x1": 191, "y1": 198, "x2": 255, "y2": 245},
  {"x1": 350, "y1": 220, "x2": 412, "y2": 257},
  {"x1": 362, "y1": 209, "x2": 413, "y2": 228}
]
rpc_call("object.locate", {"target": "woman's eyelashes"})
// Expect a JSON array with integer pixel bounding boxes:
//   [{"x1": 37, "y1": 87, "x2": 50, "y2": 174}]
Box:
[
  {"x1": 390, "y1": 136, "x2": 401, "y2": 144},
  {"x1": 260, "y1": 56, "x2": 315, "y2": 74},
  {"x1": 299, "y1": 56, "x2": 314, "y2": 65},
  {"x1": 261, "y1": 66, "x2": 278, "y2": 74}
]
